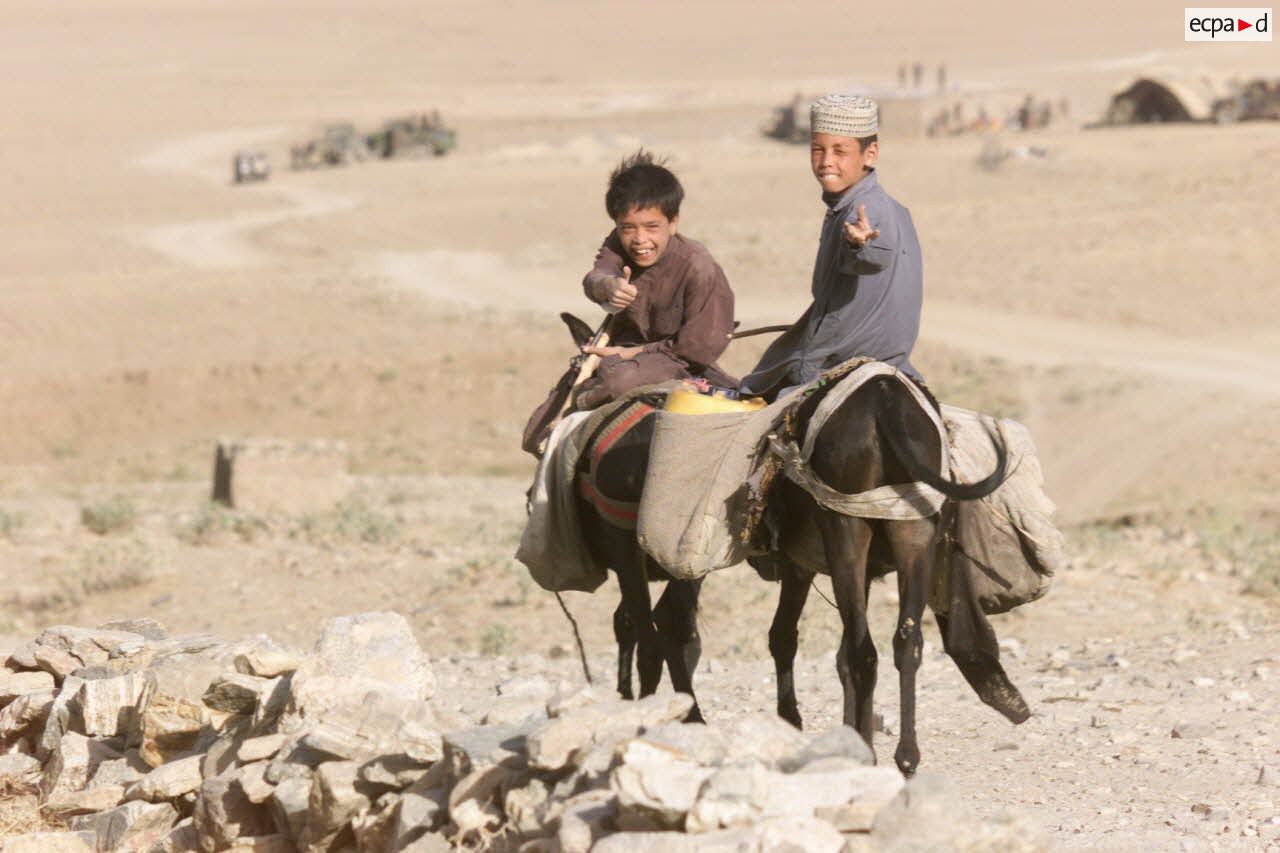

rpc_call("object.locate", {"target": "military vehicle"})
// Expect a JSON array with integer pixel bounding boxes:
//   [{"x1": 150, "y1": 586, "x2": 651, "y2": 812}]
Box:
[
  {"x1": 367, "y1": 112, "x2": 457, "y2": 159},
  {"x1": 290, "y1": 123, "x2": 373, "y2": 170},
  {"x1": 1212, "y1": 78, "x2": 1280, "y2": 123},
  {"x1": 232, "y1": 150, "x2": 270, "y2": 183}
]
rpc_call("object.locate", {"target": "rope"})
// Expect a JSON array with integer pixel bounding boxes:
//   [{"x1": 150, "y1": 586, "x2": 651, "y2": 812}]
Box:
[
  {"x1": 811, "y1": 578, "x2": 839, "y2": 610},
  {"x1": 554, "y1": 591, "x2": 594, "y2": 685}
]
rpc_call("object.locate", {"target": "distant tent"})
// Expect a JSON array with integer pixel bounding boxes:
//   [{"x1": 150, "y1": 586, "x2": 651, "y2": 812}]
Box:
[{"x1": 1102, "y1": 75, "x2": 1226, "y2": 124}]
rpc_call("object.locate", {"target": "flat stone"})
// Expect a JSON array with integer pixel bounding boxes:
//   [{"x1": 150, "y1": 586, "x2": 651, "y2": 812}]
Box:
[
  {"x1": 98, "y1": 618, "x2": 168, "y2": 641},
  {"x1": 37, "y1": 674, "x2": 85, "y2": 759},
  {"x1": 137, "y1": 692, "x2": 207, "y2": 768},
  {"x1": 300, "y1": 760, "x2": 373, "y2": 851},
  {"x1": 1171, "y1": 721, "x2": 1215, "y2": 740},
  {"x1": 504, "y1": 777, "x2": 551, "y2": 835},
  {"x1": 349, "y1": 795, "x2": 398, "y2": 853},
  {"x1": 68, "y1": 800, "x2": 179, "y2": 852},
  {"x1": 41, "y1": 784, "x2": 127, "y2": 818},
  {"x1": 193, "y1": 773, "x2": 275, "y2": 853},
  {"x1": 0, "y1": 832, "x2": 98, "y2": 853},
  {"x1": 0, "y1": 687, "x2": 54, "y2": 747},
  {"x1": 233, "y1": 638, "x2": 302, "y2": 679},
  {"x1": 88, "y1": 752, "x2": 150, "y2": 790},
  {"x1": 553, "y1": 790, "x2": 616, "y2": 853},
  {"x1": 633, "y1": 723, "x2": 730, "y2": 767},
  {"x1": 526, "y1": 691, "x2": 694, "y2": 772},
  {"x1": 269, "y1": 775, "x2": 313, "y2": 843},
  {"x1": 611, "y1": 739, "x2": 717, "y2": 830},
  {"x1": 443, "y1": 718, "x2": 540, "y2": 779},
  {"x1": 448, "y1": 764, "x2": 517, "y2": 827},
  {"x1": 126, "y1": 754, "x2": 204, "y2": 802},
  {"x1": 717, "y1": 712, "x2": 810, "y2": 770},
  {"x1": 203, "y1": 673, "x2": 271, "y2": 714},
  {"x1": 264, "y1": 737, "x2": 328, "y2": 785},
  {"x1": 201, "y1": 717, "x2": 254, "y2": 779},
  {"x1": 0, "y1": 669, "x2": 55, "y2": 704},
  {"x1": 250, "y1": 676, "x2": 288, "y2": 732},
  {"x1": 295, "y1": 612, "x2": 434, "y2": 707},
  {"x1": 24, "y1": 626, "x2": 145, "y2": 681},
  {"x1": 42, "y1": 731, "x2": 122, "y2": 799},
  {"x1": 237, "y1": 733, "x2": 288, "y2": 764},
  {"x1": 870, "y1": 772, "x2": 1049, "y2": 851},
  {"x1": 778, "y1": 725, "x2": 874, "y2": 771},
  {"x1": 685, "y1": 760, "x2": 904, "y2": 833},
  {"x1": 388, "y1": 784, "x2": 449, "y2": 843},
  {"x1": 0, "y1": 752, "x2": 41, "y2": 784},
  {"x1": 1258, "y1": 765, "x2": 1280, "y2": 787},
  {"x1": 357, "y1": 753, "x2": 433, "y2": 789},
  {"x1": 78, "y1": 670, "x2": 151, "y2": 737},
  {"x1": 238, "y1": 761, "x2": 276, "y2": 804},
  {"x1": 299, "y1": 690, "x2": 443, "y2": 765},
  {"x1": 149, "y1": 817, "x2": 200, "y2": 853}
]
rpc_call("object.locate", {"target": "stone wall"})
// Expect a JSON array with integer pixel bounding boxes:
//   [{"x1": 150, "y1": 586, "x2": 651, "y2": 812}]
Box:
[{"x1": 0, "y1": 613, "x2": 1045, "y2": 852}]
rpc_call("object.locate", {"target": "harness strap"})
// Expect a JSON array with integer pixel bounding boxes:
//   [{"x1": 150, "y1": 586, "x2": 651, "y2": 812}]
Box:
[
  {"x1": 773, "y1": 364, "x2": 949, "y2": 520},
  {"x1": 769, "y1": 437, "x2": 946, "y2": 520}
]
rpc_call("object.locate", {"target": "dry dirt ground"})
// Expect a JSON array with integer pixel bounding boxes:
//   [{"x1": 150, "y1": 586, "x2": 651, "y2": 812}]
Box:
[{"x1": 3, "y1": 1, "x2": 1280, "y2": 849}]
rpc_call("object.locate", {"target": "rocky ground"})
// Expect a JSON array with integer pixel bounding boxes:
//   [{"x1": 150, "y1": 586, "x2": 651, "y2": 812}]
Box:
[{"x1": 2, "y1": 487, "x2": 1278, "y2": 851}]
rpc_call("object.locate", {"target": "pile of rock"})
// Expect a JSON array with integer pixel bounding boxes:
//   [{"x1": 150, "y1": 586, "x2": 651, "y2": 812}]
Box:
[{"x1": 0, "y1": 612, "x2": 1043, "y2": 852}]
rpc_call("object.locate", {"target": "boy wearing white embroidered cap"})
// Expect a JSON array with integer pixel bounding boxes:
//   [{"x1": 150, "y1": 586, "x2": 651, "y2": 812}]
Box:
[{"x1": 741, "y1": 94, "x2": 925, "y2": 398}]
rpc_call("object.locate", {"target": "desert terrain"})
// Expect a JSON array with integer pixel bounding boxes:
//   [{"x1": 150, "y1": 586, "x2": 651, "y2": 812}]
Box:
[{"x1": 2, "y1": 0, "x2": 1279, "y2": 849}]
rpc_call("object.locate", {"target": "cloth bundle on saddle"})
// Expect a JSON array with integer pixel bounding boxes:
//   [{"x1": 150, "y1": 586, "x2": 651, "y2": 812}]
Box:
[
  {"x1": 516, "y1": 384, "x2": 679, "y2": 594},
  {"x1": 635, "y1": 358, "x2": 1063, "y2": 615}
]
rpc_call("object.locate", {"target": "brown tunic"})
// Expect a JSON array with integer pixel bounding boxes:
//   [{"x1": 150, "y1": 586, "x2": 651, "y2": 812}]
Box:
[{"x1": 582, "y1": 232, "x2": 736, "y2": 377}]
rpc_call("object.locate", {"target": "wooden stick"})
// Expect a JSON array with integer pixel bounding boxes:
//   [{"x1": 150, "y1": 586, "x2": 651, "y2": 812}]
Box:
[{"x1": 554, "y1": 316, "x2": 612, "y2": 421}]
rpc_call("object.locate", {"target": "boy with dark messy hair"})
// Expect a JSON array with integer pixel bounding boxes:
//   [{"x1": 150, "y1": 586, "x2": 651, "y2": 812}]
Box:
[{"x1": 575, "y1": 150, "x2": 736, "y2": 409}]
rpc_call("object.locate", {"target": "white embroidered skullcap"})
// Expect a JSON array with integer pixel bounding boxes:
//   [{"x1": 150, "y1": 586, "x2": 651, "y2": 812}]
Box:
[{"x1": 810, "y1": 93, "x2": 879, "y2": 137}]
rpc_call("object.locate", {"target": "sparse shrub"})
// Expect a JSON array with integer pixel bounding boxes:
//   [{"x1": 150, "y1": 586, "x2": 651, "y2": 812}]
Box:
[
  {"x1": 177, "y1": 503, "x2": 267, "y2": 545},
  {"x1": 80, "y1": 496, "x2": 137, "y2": 535},
  {"x1": 289, "y1": 499, "x2": 398, "y2": 545},
  {"x1": 333, "y1": 499, "x2": 399, "y2": 544},
  {"x1": 1198, "y1": 513, "x2": 1280, "y2": 597},
  {"x1": 78, "y1": 539, "x2": 156, "y2": 595},
  {"x1": 480, "y1": 623, "x2": 514, "y2": 655},
  {"x1": 0, "y1": 507, "x2": 23, "y2": 539}
]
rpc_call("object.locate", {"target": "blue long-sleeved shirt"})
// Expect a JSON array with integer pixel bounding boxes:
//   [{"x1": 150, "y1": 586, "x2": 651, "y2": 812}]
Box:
[{"x1": 740, "y1": 169, "x2": 923, "y2": 396}]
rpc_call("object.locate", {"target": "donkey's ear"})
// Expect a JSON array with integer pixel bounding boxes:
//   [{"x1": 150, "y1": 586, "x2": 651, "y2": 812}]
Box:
[{"x1": 560, "y1": 312, "x2": 596, "y2": 347}]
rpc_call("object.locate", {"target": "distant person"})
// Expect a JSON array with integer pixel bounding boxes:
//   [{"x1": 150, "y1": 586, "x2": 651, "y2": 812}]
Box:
[
  {"x1": 898, "y1": 64, "x2": 908, "y2": 90},
  {"x1": 912, "y1": 62, "x2": 924, "y2": 91},
  {"x1": 740, "y1": 94, "x2": 925, "y2": 399},
  {"x1": 574, "y1": 151, "x2": 737, "y2": 409},
  {"x1": 1016, "y1": 95, "x2": 1034, "y2": 130},
  {"x1": 937, "y1": 64, "x2": 948, "y2": 94}
]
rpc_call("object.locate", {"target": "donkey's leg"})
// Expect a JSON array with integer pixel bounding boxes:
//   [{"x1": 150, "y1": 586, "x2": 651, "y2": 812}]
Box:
[
  {"x1": 615, "y1": 559, "x2": 664, "y2": 697},
  {"x1": 768, "y1": 561, "x2": 813, "y2": 729},
  {"x1": 612, "y1": 601, "x2": 636, "y2": 700},
  {"x1": 886, "y1": 520, "x2": 935, "y2": 777},
  {"x1": 653, "y1": 577, "x2": 705, "y2": 723},
  {"x1": 817, "y1": 510, "x2": 878, "y2": 753}
]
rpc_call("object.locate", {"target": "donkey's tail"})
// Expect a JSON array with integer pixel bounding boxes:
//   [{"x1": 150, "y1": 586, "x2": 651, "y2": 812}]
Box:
[{"x1": 875, "y1": 377, "x2": 1008, "y2": 502}]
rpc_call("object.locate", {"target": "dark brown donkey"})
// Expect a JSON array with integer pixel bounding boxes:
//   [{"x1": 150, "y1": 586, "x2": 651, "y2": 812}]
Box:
[
  {"x1": 553, "y1": 314, "x2": 706, "y2": 723},
  {"x1": 762, "y1": 375, "x2": 1030, "y2": 776}
]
